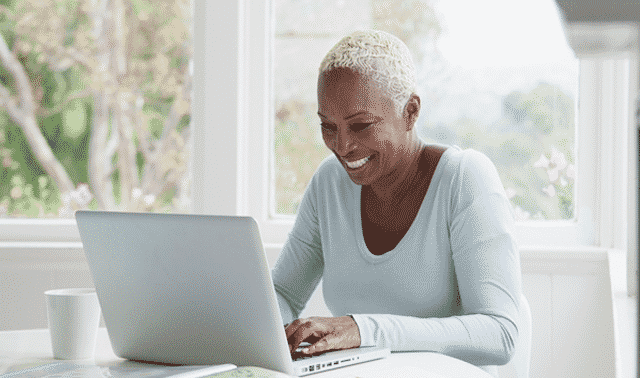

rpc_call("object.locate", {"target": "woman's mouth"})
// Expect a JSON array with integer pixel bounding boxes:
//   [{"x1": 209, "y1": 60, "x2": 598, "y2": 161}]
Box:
[{"x1": 345, "y1": 155, "x2": 371, "y2": 169}]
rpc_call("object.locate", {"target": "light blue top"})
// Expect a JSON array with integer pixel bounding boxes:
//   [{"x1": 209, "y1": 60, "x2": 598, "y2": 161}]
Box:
[{"x1": 272, "y1": 145, "x2": 522, "y2": 376}]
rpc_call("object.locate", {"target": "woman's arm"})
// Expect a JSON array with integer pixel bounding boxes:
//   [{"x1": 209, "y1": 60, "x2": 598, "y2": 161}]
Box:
[
  {"x1": 273, "y1": 233, "x2": 324, "y2": 324},
  {"x1": 350, "y1": 230, "x2": 520, "y2": 366},
  {"x1": 271, "y1": 170, "x2": 325, "y2": 325}
]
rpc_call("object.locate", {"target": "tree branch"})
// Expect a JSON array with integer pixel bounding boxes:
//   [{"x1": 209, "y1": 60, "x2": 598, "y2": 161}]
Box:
[
  {"x1": 0, "y1": 32, "x2": 75, "y2": 195},
  {"x1": 0, "y1": 30, "x2": 34, "y2": 116},
  {"x1": 0, "y1": 84, "x2": 24, "y2": 121},
  {"x1": 36, "y1": 89, "x2": 91, "y2": 117},
  {"x1": 87, "y1": 0, "x2": 116, "y2": 210},
  {"x1": 0, "y1": 5, "x2": 15, "y2": 22},
  {"x1": 140, "y1": 65, "x2": 191, "y2": 200}
]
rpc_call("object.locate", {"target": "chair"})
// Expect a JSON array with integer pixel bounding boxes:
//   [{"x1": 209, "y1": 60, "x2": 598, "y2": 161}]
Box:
[
  {"x1": 497, "y1": 292, "x2": 532, "y2": 378},
  {"x1": 511, "y1": 293, "x2": 532, "y2": 378}
]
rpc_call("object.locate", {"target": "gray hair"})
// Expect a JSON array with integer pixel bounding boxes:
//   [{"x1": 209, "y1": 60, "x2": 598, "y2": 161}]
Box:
[{"x1": 318, "y1": 30, "x2": 417, "y2": 116}]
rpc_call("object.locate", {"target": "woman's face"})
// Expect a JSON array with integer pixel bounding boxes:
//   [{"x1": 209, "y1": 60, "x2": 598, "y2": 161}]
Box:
[{"x1": 317, "y1": 67, "x2": 418, "y2": 186}]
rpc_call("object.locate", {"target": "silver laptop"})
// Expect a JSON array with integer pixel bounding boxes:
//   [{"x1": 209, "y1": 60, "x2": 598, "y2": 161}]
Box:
[{"x1": 75, "y1": 211, "x2": 389, "y2": 376}]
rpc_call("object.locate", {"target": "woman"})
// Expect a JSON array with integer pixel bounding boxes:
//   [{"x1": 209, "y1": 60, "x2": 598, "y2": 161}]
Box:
[{"x1": 272, "y1": 29, "x2": 522, "y2": 377}]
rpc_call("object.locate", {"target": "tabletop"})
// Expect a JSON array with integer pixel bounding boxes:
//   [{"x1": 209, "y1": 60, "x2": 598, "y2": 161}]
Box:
[{"x1": 0, "y1": 328, "x2": 494, "y2": 378}]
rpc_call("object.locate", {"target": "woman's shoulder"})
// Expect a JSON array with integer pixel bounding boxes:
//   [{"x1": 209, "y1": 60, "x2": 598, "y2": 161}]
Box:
[
  {"x1": 302, "y1": 154, "x2": 356, "y2": 210},
  {"x1": 311, "y1": 153, "x2": 349, "y2": 183},
  {"x1": 438, "y1": 145, "x2": 498, "y2": 177},
  {"x1": 440, "y1": 145, "x2": 506, "y2": 196}
]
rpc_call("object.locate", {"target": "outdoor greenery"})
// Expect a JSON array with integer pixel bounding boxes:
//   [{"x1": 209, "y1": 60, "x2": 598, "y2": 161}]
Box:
[
  {"x1": 0, "y1": 0, "x2": 191, "y2": 217},
  {"x1": 421, "y1": 82, "x2": 575, "y2": 221},
  {"x1": 274, "y1": 0, "x2": 575, "y2": 220}
]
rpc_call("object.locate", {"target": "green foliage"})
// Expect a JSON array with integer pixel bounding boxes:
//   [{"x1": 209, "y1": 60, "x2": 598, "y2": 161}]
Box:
[
  {"x1": 132, "y1": 0, "x2": 153, "y2": 16},
  {"x1": 61, "y1": 99, "x2": 87, "y2": 139},
  {"x1": 274, "y1": 100, "x2": 330, "y2": 214},
  {"x1": 501, "y1": 82, "x2": 574, "y2": 136},
  {"x1": 0, "y1": 172, "x2": 62, "y2": 217},
  {"x1": 0, "y1": 0, "x2": 192, "y2": 217},
  {"x1": 412, "y1": 82, "x2": 575, "y2": 220}
]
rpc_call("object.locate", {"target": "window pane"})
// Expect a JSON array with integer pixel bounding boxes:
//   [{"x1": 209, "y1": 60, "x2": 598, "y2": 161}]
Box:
[
  {"x1": 0, "y1": 0, "x2": 192, "y2": 218},
  {"x1": 273, "y1": 0, "x2": 577, "y2": 220}
]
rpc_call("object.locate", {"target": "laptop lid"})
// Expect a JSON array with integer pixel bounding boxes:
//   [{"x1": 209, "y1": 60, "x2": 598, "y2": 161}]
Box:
[
  {"x1": 76, "y1": 211, "x2": 294, "y2": 374},
  {"x1": 76, "y1": 210, "x2": 390, "y2": 376}
]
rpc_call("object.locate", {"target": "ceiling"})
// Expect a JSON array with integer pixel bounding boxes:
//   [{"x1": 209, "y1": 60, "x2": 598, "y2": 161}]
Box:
[
  {"x1": 555, "y1": 0, "x2": 640, "y2": 56},
  {"x1": 556, "y1": 0, "x2": 640, "y2": 23}
]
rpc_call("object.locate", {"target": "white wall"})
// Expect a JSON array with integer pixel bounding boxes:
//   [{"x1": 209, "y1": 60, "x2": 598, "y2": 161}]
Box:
[{"x1": 0, "y1": 245, "x2": 617, "y2": 378}]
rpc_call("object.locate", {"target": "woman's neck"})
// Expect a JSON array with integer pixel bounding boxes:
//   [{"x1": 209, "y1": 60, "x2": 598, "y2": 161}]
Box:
[{"x1": 367, "y1": 139, "x2": 427, "y2": 203}]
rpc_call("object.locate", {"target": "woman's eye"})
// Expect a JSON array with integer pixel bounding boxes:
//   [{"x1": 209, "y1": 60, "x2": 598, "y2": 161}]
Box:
[
  {"x1": 321, "y1": 123, "x2": 336, "y2": 132},
  {"x1": 351, "y1": 123, "x2": 372, "y2": 132}
]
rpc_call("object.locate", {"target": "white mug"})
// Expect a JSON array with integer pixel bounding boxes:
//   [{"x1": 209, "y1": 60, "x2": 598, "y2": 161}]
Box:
[{"x1": 44, "y1": 288, "x2": 101, "y2": 360}]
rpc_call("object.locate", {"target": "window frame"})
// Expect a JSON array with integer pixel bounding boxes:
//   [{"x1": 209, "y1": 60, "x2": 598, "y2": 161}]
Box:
[
  {"x1": 240, "y1": 0, "x2": 636, "y2": 252},
  {"x1": 0, "y1": 0, "x2": 242, "y2": 241}
]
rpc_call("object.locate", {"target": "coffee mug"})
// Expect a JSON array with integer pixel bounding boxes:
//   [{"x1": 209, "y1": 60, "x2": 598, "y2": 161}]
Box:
[{"x1": 44, "y1": 288, "x2": 101, "y2": 360}]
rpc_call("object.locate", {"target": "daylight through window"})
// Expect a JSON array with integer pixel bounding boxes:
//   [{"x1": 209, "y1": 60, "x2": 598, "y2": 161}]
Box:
[
  {"x1": 272, "y1": 0, "x2": 578, "y2": 221},
  {"x1": 0, "y1": 0, "x2": 192, "y2": 218}
]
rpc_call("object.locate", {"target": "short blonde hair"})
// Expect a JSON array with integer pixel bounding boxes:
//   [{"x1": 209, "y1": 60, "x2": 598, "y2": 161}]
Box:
[{"x1": 319, "y1": 30, "x2": 417, "y2": 115}]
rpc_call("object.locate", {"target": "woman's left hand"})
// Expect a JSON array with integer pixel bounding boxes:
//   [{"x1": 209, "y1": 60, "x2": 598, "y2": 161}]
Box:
[{"x1": 284, "y1": 316, "x2": 361, "y2": 358}]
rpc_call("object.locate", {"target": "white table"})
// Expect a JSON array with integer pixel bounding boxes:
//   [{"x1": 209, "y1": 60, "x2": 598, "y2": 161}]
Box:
[{"x1": 0, "y1": 328, "x2": 494, "y2": 377}]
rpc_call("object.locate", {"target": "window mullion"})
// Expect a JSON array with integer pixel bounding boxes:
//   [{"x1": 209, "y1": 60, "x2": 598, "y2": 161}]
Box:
[
  {"x1": 574, "y1": 59, "x2": 600, "y2": 246},
  {"x1": 611, "y1": 58, "x2": 630, "y2": 250},
  {"x1": 599, "y1": 59, "x2": 615, "y2": 248},
  {"x1": 628, "y1": 52, "x2": 639, "y2": 296}
]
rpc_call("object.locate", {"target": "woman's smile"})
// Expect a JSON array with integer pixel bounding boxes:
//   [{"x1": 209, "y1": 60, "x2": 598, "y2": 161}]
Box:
[{"x1": 344, "y1": 155, "x2": 372, "y2": 169}]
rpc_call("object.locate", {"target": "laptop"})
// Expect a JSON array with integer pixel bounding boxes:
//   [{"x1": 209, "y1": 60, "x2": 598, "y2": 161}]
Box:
[{"x1": 75, "y1": 211, "x2": 390, "y2": 376}]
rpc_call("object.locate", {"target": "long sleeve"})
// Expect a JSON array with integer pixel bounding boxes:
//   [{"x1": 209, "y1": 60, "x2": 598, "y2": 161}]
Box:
[
  {"x1": 271, "y1": 169, "x2": 325, "y2": 325},
  {"x1": 347, "y1": 149, "x2": 522, "y2": 367}
]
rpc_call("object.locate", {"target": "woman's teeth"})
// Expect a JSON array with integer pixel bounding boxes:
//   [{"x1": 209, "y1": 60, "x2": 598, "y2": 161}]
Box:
[{"x1": 346, "y1": 156, "x2": 370, "y2": 169}]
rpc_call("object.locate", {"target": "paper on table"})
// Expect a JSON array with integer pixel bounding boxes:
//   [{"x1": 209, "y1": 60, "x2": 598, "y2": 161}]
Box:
[
  {"x1": 0, "y1": 362, "x2": 237, "y2": 377},
  {"x1": 352, "y1": 365, "x2": 449, "y2": 378}
]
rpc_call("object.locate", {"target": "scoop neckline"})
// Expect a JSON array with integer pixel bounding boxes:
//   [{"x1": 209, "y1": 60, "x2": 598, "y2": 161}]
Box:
[{"x1": 354, "y1": 144, "x2": 456, "y2": 263}]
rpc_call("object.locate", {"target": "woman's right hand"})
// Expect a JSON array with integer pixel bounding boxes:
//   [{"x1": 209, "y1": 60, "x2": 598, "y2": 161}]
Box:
[{"x1": 284, "y1": 316, "x2": 361, "y2": 359}]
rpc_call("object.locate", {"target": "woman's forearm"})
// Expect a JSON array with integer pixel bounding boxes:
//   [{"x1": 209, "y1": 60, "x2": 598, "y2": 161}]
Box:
[{"x1": 350, "y1": 311, "x2": 518, "y2": 366}]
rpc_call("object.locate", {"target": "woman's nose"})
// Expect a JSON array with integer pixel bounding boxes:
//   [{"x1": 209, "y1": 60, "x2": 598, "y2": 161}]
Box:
[{"x1": 334, "y1": 130, "x2": 354, "y2": 156}]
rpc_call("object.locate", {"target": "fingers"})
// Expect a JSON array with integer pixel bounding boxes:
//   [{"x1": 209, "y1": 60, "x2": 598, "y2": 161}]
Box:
[
  {"x1": 284, "y1": 316, "x2": 361, "y2": 357},
  {"x1": 291, "y1": 333, "x2": 346, "y2": 360},
  {"x1": 286, "y1": 318, "x2": 325, "y2": 354},
  {"x1": 304, "y1": 335, "x2": 334, "y2": 355}
]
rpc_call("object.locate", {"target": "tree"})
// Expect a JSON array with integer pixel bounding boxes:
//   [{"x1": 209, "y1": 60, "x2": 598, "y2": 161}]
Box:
[
  {"x1": 501, "y1": 82, "x2": 575, "y2": 136},
  {"x1": 0, "y1": 0, "x2": 192, "y2": 217}
]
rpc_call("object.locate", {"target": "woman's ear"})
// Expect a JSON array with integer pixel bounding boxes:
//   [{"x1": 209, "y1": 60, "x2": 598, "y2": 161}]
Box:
[{"x1": 403, "y1": 94, "x2": 420, "y2": 131}]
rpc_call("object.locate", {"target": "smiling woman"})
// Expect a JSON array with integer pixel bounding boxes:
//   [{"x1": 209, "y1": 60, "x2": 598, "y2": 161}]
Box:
[
  {"x1": 272, "y1": 30, "x2": 523, "y2": 378},
  {"x1": 317, "y1": 67, "x2": 417, "y2": 187}
]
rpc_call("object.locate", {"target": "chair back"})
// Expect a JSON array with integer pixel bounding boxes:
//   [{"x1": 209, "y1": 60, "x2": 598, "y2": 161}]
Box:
[
  {"x1": 513, "y1": 293, "x2": 532, "y2": 377},
  {"x1": 496, "y1": 293, "x2": 532, "y2": 378}
]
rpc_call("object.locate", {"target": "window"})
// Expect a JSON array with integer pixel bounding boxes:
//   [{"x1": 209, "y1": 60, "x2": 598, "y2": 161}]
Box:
[
  {"x1": 2, "y1": 0, "x2": 636, "y2": 265},
  {"x1": 272, "y1": 0, "x2": 578, "y2": 222},
  {"x1": 0, "y1": 0, "x2": 192, "y2": 220},
  {"x1": 238, "y1": 0, "x2": 633, "y2": 250}
]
